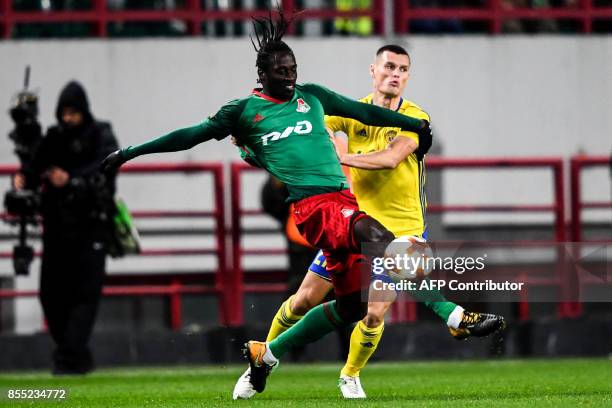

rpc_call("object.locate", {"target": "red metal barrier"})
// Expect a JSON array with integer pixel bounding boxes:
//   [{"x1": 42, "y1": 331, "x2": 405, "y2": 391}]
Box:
[
  {"x1": 229, "y1": 163, "x2": 268, "y2": 327},
  {"x1": 395, "y1": 157, "x2": 567, "y2": 322},
  {"x1": 395, "y1": 0, "x2": 612, "y2": 34},
  {"x1": 3, "y1": 157, "x2": 604, "y2": 330},
  {"x1": 230, "y1": 157, "x2": 568, "y2": 325},
  {"x1": 566, "y1": 155, "x2": 609, "y2": 320},
  {"x1": 0, "y1": 0, "x2": 384, "y2": 39},
  {"x1": 3, "y1": 0, "x2": 611, "y2": 38},
  {"x1": 426, "y1": 157, "x2": 566, "y2": 244},
  {"x1": 570, "y1": 155, "x2": 612, "y2": 243},
  {"x1": 0, "y1": 162, "x2": 227, "y2": 330}
]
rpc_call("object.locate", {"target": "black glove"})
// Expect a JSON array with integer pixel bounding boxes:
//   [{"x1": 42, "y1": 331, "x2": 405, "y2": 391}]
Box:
[
  {"x1": 101, "y1": 149, "x2": 126, "y2": 175},
  {"x1": 415, "y1": 120, "x2": 433, "y2": 161}
]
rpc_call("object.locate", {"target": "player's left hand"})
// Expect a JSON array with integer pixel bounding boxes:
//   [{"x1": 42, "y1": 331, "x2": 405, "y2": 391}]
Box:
[
  {"x1": 101, "y1": 149, "x2": 126, "y2": 175},
  {"x1": 415, "y1": 120, "x2": 433, "y2": 160}
]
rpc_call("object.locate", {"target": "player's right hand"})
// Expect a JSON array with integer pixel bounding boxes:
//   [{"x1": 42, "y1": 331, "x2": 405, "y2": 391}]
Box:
[
  {"x1": 327, "y1": 129, "x2": 345, "y2": 164},
  {"x1": 101, "y1": 149, "x2": 126, "y2": 175}
]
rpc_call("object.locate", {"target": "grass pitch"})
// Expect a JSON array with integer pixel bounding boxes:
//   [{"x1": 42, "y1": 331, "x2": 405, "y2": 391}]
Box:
[{"x1": 1, "y1": 359, "x2": 610, "y2": 407}]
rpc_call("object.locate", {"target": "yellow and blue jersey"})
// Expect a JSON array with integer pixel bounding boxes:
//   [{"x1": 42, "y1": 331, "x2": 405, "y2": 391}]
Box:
[
  {"x1": 309, "y1": 95, "x2": 430, "y2": 281},
  {"x1": 325, "y1": 94, "x2": 430, "y2": 237}
]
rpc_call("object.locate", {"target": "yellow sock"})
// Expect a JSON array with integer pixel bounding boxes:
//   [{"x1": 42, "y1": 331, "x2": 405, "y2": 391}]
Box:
[
  {"x1": 266, "y1": 295, "x2": 304, "y2": 342},
  {"x1": 341, "y1": 320, "x2": 385, "y2": 377}
]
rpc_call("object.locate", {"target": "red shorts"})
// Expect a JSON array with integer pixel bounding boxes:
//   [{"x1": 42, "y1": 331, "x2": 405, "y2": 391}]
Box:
[{"x1": 293, "y1": 190, "x2": 369, "y2": 296}]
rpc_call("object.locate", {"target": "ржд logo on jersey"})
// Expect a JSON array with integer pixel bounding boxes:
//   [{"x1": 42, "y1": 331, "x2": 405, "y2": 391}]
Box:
[{"x1": 261, "y1": 120, "x2": 313, "y2": 146}]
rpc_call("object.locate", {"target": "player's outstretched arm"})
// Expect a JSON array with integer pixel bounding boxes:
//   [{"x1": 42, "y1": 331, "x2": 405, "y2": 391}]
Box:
[
  {"x1": 101, "y1": 124, "x2": 213, "y2": 174},
  {"x1": 101, "y1": 99, "x2": 244, "y2": 175},
  {"x1": 303, "y1": 84, "x2": 426, "y2": 132},
  {"x1": 340, "y1": 135, "x2": 418, "y2": 170}
]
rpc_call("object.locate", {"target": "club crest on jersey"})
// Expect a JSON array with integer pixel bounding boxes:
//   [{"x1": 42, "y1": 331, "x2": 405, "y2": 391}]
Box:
[
  {"x1": 341, "y1": 208, "x2": 354, "y2": 218},
  {"x1": 296, "y1": 98, "x2": 310, "y2": 113}
]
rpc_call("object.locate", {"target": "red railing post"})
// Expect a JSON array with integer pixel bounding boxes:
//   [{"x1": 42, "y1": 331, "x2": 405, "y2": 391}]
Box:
[
  {"x1": 229, "y1": 163, "x2": 244, "y2": 326},
  {"x1": 373, "y1": 0, "x2": 384, "y2": 35},
  {"x1": 170, "y1": 278, "x2": 182, "y2": 330},
  {"x1": 283, "y1": 0, "x2": 296, "y2": 35},
  {"x1": 518, "y1": 272, "x2": 529, "y2": 320},
  {"x1": 555, "y1": 158, "x2": 582, "y2": 319},
  {"x1": 186, "y1": 0, "x2": 201, "y2": 36},
  {"x1": 553, "y1": 159, "x2": 566, "y2": 243},
  {"x1": 0, "y1": 0, "x2": 12, "y2": 39},
  {"x1": 390, "y1": 300, "x2": 402, "y2": 323},
  {"x1": 212, "y1": 165, "x2": 228, "y2": 325},
  {"x1": 580, "y1": 0, "x2": 593, "y2": 34},
  {"x1": 92, "y1": 0, "x2": 107, "y2": 37},
  {"x1": 488, "y1": 0, "x2": 503, "y2": 34},
  {"x1": 404, "y1": 299, "x2": 416, "y2": 322},
  {"x1": 390, "y1": 294, "x2": 416, "y2": 324},
  {"x1": 570, "y1": 156, "x2": 582, "y2": 242},
  {"x1": 395, "y1": 0, "x2": 409, "y2": 34}
]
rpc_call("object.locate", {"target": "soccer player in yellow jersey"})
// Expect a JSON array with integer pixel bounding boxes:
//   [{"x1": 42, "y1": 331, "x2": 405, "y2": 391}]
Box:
[{"x1": 234, "y1": 44, "x2": 505, "y2": 400}]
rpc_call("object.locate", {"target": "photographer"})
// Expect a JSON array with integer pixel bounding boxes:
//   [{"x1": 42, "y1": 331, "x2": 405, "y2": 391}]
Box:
[{"x1": 12, "y1": 81, "x2": 119, "y2": 375}]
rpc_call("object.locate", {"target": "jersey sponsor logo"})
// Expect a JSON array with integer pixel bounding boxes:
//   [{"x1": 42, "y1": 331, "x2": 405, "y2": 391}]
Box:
[
  {"x1": 296, "y1": 98, "x2": 310, "y2": 113},
  {"x1": 341, "y1": 208, "x2": 354, "y2": 218},
  {"x1": 253, "y1": 113, "x2": 264, "y2": 123},
  {"x1": 261, "y1": 120, "x2": 313, "y2": 146},
  {"x1": 360, "y1": 342, "x2": 375, "y2": 348}
]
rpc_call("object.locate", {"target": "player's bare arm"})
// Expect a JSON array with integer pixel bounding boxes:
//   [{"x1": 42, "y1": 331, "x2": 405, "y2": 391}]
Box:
[{"x1": 339, "y1": 134, "x2": 417, "y2": 170}]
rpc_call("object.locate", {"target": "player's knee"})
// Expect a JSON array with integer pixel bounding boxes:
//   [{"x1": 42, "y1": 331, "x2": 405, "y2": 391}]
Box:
[
  {"x1": 338, "y1": 304, "x2": 367, "y2": 324},
  {"x1": 363, "y1": 310, "x2": 385, "y2": 328},
  {"x1": 353, "y1": 216, "x2": 395, "y2": 247},
  {"x1": 336, "y1": 299, "x2": 368, "y2": 324},
  {"x1": 290, "y1": 290, "x2": 317, "y2": 315},
  {"x1": 380, "y1": 230, "x2": 395, "y2": 245},
  {"x1": 351, "y1": 302, "x2": 369, "y2": 323}
]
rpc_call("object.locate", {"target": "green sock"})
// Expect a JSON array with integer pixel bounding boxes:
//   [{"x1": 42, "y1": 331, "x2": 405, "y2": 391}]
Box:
[
  {"x1": 407, "y1": 281, "x2": 457, "y2": 322},
  {"x1": 269, "y1": 300, "x2": 343, "y2": 358},
  {"x1": 424, "y1": 300, "x2": 457, "y2": 323}
]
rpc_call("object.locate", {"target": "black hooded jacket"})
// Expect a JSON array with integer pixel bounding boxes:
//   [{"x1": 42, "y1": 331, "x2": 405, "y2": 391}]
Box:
[
  {"x1": 32, "y1": 81, "x2": 119, "y2": 240},
  {"x1": 54, "y1": 81, "x2": 94, "y2": 126}
]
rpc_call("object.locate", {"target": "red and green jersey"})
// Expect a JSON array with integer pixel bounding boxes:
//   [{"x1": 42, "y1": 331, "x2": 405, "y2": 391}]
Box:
[{"x1": 122, "y1": 83, "x2": 423, "y2": 201}]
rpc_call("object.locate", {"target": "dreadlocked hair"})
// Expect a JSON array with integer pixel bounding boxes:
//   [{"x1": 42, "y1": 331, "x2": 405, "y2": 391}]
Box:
[{"x1": 251, "y1": 7, "x2": 297, "y2": 71}]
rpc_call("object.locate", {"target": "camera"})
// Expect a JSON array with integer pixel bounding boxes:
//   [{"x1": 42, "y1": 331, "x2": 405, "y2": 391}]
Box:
[
  {"x1": 3, "y1": 66, "x2": 42, "y2": 276},
  {"x1": 4, "y1": 189, "x2": 39, "y2": 218}
]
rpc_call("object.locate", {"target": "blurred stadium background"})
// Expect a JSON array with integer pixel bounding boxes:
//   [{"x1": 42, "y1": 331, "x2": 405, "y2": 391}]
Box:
[{"x1": 0, "y1": 0, "x2": 610, "y2": 376}]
